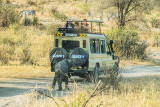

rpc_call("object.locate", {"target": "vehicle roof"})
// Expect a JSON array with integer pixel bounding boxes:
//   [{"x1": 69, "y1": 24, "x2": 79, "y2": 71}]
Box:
[
  {"x1": 55, "y1": 33, "x2": 106, "y2": 39},
  {"x1": 67, "y1": 19, "x2": 104, "y2": 23},
  {"x1": 86, "y1": 34, "x2": 106, "y2": 38}
]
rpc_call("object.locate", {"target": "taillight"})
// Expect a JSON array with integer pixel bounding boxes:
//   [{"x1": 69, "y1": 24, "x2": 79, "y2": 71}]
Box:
[
  {"x1": 55, "y1": 39, "x2": 58, "y2": 47},
  {"x1": 83, "y1": 40, "x2": 86, "y2": 48}
]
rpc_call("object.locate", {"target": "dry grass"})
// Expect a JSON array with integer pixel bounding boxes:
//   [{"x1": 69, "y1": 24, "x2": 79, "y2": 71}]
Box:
[
  {"x1": 0, "y1": 26, "x2": 54, "y2": 65},
  {"x1": 0, "y1": 65, "x2": 53, "y2": 80},
  {"x1": 25, "y1": 76, "x2": 160, "y2": 107}
]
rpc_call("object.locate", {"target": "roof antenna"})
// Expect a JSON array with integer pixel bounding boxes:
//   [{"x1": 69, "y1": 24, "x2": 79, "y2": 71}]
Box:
[
  {"x1": 87, "y1": 12, "x2": 91, "y2": 19},
  {"x1": 99, "y1": 12, "x2": 103, "y2": 20}
]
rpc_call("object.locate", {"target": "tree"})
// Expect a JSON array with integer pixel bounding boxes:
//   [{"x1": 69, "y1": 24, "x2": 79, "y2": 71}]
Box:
[
  {"x1": 101, "y1": 0, "x2": 150, "y2": 27},
  {"x1": 0, "y1": 4, "x2": 19, "y2": 27}
]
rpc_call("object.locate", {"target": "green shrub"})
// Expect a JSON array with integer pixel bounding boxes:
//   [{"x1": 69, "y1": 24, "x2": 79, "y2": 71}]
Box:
[
  {"x1": 23, "y1": 18, "x2": 32, "y2": 26},
  {"x1": 0, "y1": 4, "x2": 19, "y2": 27},
  {"x1": 27, "y1": 0, "x2": 37, "y2": 6},
  {"x1": 51, "y1": 8, "x2": 67, "y2": 21},
  {"x1": 108, "y1": 29, "x2": 147, "y2": 60},
  {"x1": 32, "y1": 17, "x2": 39, "y2": 25},
  {"x1": 151, "y1": 17, "x2": 160, "y2": 28}
]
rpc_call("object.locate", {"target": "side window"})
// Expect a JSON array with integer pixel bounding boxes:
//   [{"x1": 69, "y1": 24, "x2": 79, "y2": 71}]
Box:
[
  {"x1": 90, "y1": 39, "x2": 100, "y2": 53},
  {"x1": 100, "y1": 40, "x2": 106, "y2": 53}
]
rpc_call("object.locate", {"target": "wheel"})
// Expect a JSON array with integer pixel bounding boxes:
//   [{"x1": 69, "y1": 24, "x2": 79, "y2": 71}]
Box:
[
  {"x1": 113, "y1": 63, "x2": 119, "y2": 77},
  {"x1": 70, "y1": 48, "x2": 89, "y2": 66},
  {"x1": 94, "y1": 64, "x2": 100, "y2": 83},
  {"x1": 86, "y1": 63, "x2": 100, "y2": 83},
  {"x1": 50, "y1": 47, "x2": 68, "y2": 65}
]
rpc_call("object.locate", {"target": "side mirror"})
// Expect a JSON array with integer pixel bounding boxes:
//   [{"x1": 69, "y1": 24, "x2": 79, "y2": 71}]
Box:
[
  {"x1": 110, "y1": 40, "x2": 113, "y2": 45},
  {"x1": 109, "y1": 40, "x2": 114, "y2": 59}
]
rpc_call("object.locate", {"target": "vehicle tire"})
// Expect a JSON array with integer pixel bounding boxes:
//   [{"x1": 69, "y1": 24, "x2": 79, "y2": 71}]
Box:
[
  {"x1": 113, "y1": 63, "x2": 119, "y2": 77},
  {"x1": 70, "y1": 48, "x2": 89, "y2": 66},
  {"x1": 94, "y1": 64, "x2": 100, "y2": 83},
  {"x1": 50, "y1": 48, "x2": 68, "y2": 65}
]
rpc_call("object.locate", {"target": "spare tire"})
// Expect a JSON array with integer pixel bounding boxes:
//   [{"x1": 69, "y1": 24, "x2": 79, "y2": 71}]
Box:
[
  {"x1": 70, "y1": 48, "x2": 88, "y2": 66},
  {"x1": 50, "y1": 48, "x2": 68, "y2": 65}
]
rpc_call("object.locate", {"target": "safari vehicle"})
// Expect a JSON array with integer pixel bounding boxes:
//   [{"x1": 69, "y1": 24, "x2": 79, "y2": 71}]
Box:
[{"x1": 50, "y1": 19, "x2": 120, "y2": 82}]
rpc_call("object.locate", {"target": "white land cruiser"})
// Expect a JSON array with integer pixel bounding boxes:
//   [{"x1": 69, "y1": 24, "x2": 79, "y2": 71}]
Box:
[{"x1": 50, "y1": 19, "x2": 120, "y2": 82}]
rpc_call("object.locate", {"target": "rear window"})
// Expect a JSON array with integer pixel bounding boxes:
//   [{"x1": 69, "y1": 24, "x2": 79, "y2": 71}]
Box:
[
  {"x1": 90, "y1": 39, "x2": 100, "y2": 53},
  {"x1": 62, "y1": 40, "x2": 79, "y2": 53}
]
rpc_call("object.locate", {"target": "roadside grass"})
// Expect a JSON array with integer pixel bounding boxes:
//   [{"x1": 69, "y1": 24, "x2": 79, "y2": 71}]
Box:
[
  {"x1": 0, "y1": 26, "x2": 54, "y2": 65},
  {"x1": 25, "y1": 76, "x2": 160, "y2": 107},
  {"x1": 0, "y1": 66, "x2": 53, "y2": 80}
]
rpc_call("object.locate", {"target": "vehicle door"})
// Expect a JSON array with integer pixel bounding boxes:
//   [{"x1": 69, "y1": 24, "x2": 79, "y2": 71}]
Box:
[
  {"x1": 89, "y1": 39, "x2": 102, "y2": 71},
  {"x1": 100, "y1": 40, "x2": 114, "y2": 72}
]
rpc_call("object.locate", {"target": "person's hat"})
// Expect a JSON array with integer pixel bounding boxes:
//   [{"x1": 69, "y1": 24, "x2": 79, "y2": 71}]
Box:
[{"x1": 68, "y1": 19, "x2": 72, "y2": 21}]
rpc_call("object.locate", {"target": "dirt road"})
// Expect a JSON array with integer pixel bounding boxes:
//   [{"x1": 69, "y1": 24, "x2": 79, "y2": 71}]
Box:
[
  {"x1": 1, "y1": 63, "x2": 160, "y2": 107},
  {"x1": 1, "y1": 48, "x2": 160, "y2": 107},
  {"x1": 0, "y1": 77, "x2": 91, "y2": 107}
]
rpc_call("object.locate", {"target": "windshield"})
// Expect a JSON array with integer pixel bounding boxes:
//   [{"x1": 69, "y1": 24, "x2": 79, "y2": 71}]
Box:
[{"x1": 62, "y1": 40, "x2": 79, "y2": 53}]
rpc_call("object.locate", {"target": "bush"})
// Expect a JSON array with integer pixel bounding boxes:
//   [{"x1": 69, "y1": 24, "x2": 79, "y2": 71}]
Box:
[
  {"x1": 51, "y1": 8, "x2": 67, "y2": 21},
  {"x1": 23, "y1": 18, "x2": 32, "y2": 26},
  {"x1": 32, "y1": 17, "x2": 39, "y2": 25},
  {"x1": 0, "y1": 4, "x2": 19, "y2": 27},
  {"x1": 22, "y1": 46, "x2": 37, "y2": 65},
  {"x1": 108, "y1": 29, "x2": 147, "y2": 60},
  {"x1": 151, "y1": 17, "x2": 160, "y2": 28},
  {"x1": 27, "y1": 0, "x2": 37, "y2": 6},
  {"x1": 0, "y1": 37, "x2": 17, "y2": 64}
]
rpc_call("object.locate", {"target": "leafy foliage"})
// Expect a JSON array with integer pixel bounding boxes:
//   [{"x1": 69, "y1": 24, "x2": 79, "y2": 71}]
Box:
[
  {"x1": 108, "y1": 29, "x2": 147, "y2": 59},
  {"x1": 0, "y1": 4, "x2": 19, "y2": 27},
  {"x1": 51, "y1": 8, "x2": 67, "y2": 21},
  {"x1": 100, "y1": 0, "x2": 152, "y2": 27}
]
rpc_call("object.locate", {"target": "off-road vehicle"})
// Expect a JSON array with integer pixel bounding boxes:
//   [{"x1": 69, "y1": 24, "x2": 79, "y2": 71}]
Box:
[{"x1": 50, "y1": 19, "x2": 120, "y2": 82}]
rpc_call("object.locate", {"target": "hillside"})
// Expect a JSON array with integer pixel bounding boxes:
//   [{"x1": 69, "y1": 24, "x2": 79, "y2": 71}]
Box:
[{"x1": 0, "y1": 0, "x2": 160, "y2": 65}]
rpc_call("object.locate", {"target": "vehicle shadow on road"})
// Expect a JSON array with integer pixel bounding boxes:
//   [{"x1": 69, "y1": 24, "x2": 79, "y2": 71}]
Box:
[{"x1": 0, "y1": 87, "x2": 31, "y2": 97}]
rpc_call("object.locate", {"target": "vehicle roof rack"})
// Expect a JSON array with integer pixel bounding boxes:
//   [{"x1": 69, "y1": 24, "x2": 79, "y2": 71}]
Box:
[{"x1": 67, "y1": 19, "x2": 104, "y2": 23}]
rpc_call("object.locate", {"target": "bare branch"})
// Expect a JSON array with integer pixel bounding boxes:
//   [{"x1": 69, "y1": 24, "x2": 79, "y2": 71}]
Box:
[
  {"x1": 125, "y1": 17, "x2": 137, "y2": 22},
  {"x1": 83, "y1": 80, "x2": 101, "y2": 107},
  {"x1": 36, "y1": 90, "x2": 60, "y2": 107},
  {"x1": 124, "y1": 0, "x2": 133, "y2": 15}
]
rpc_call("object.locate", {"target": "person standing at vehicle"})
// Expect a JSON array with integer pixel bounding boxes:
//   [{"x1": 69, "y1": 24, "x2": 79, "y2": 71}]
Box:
[
  {"x1": 81, "y1": 19, "x2": 89, "y2": 32},
  {"x1": 75, "y1": 22, "x2": 80, "y2": 31},
  {"x1": 64, "y1": 19, "x2": 75, "y2": 29}
]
